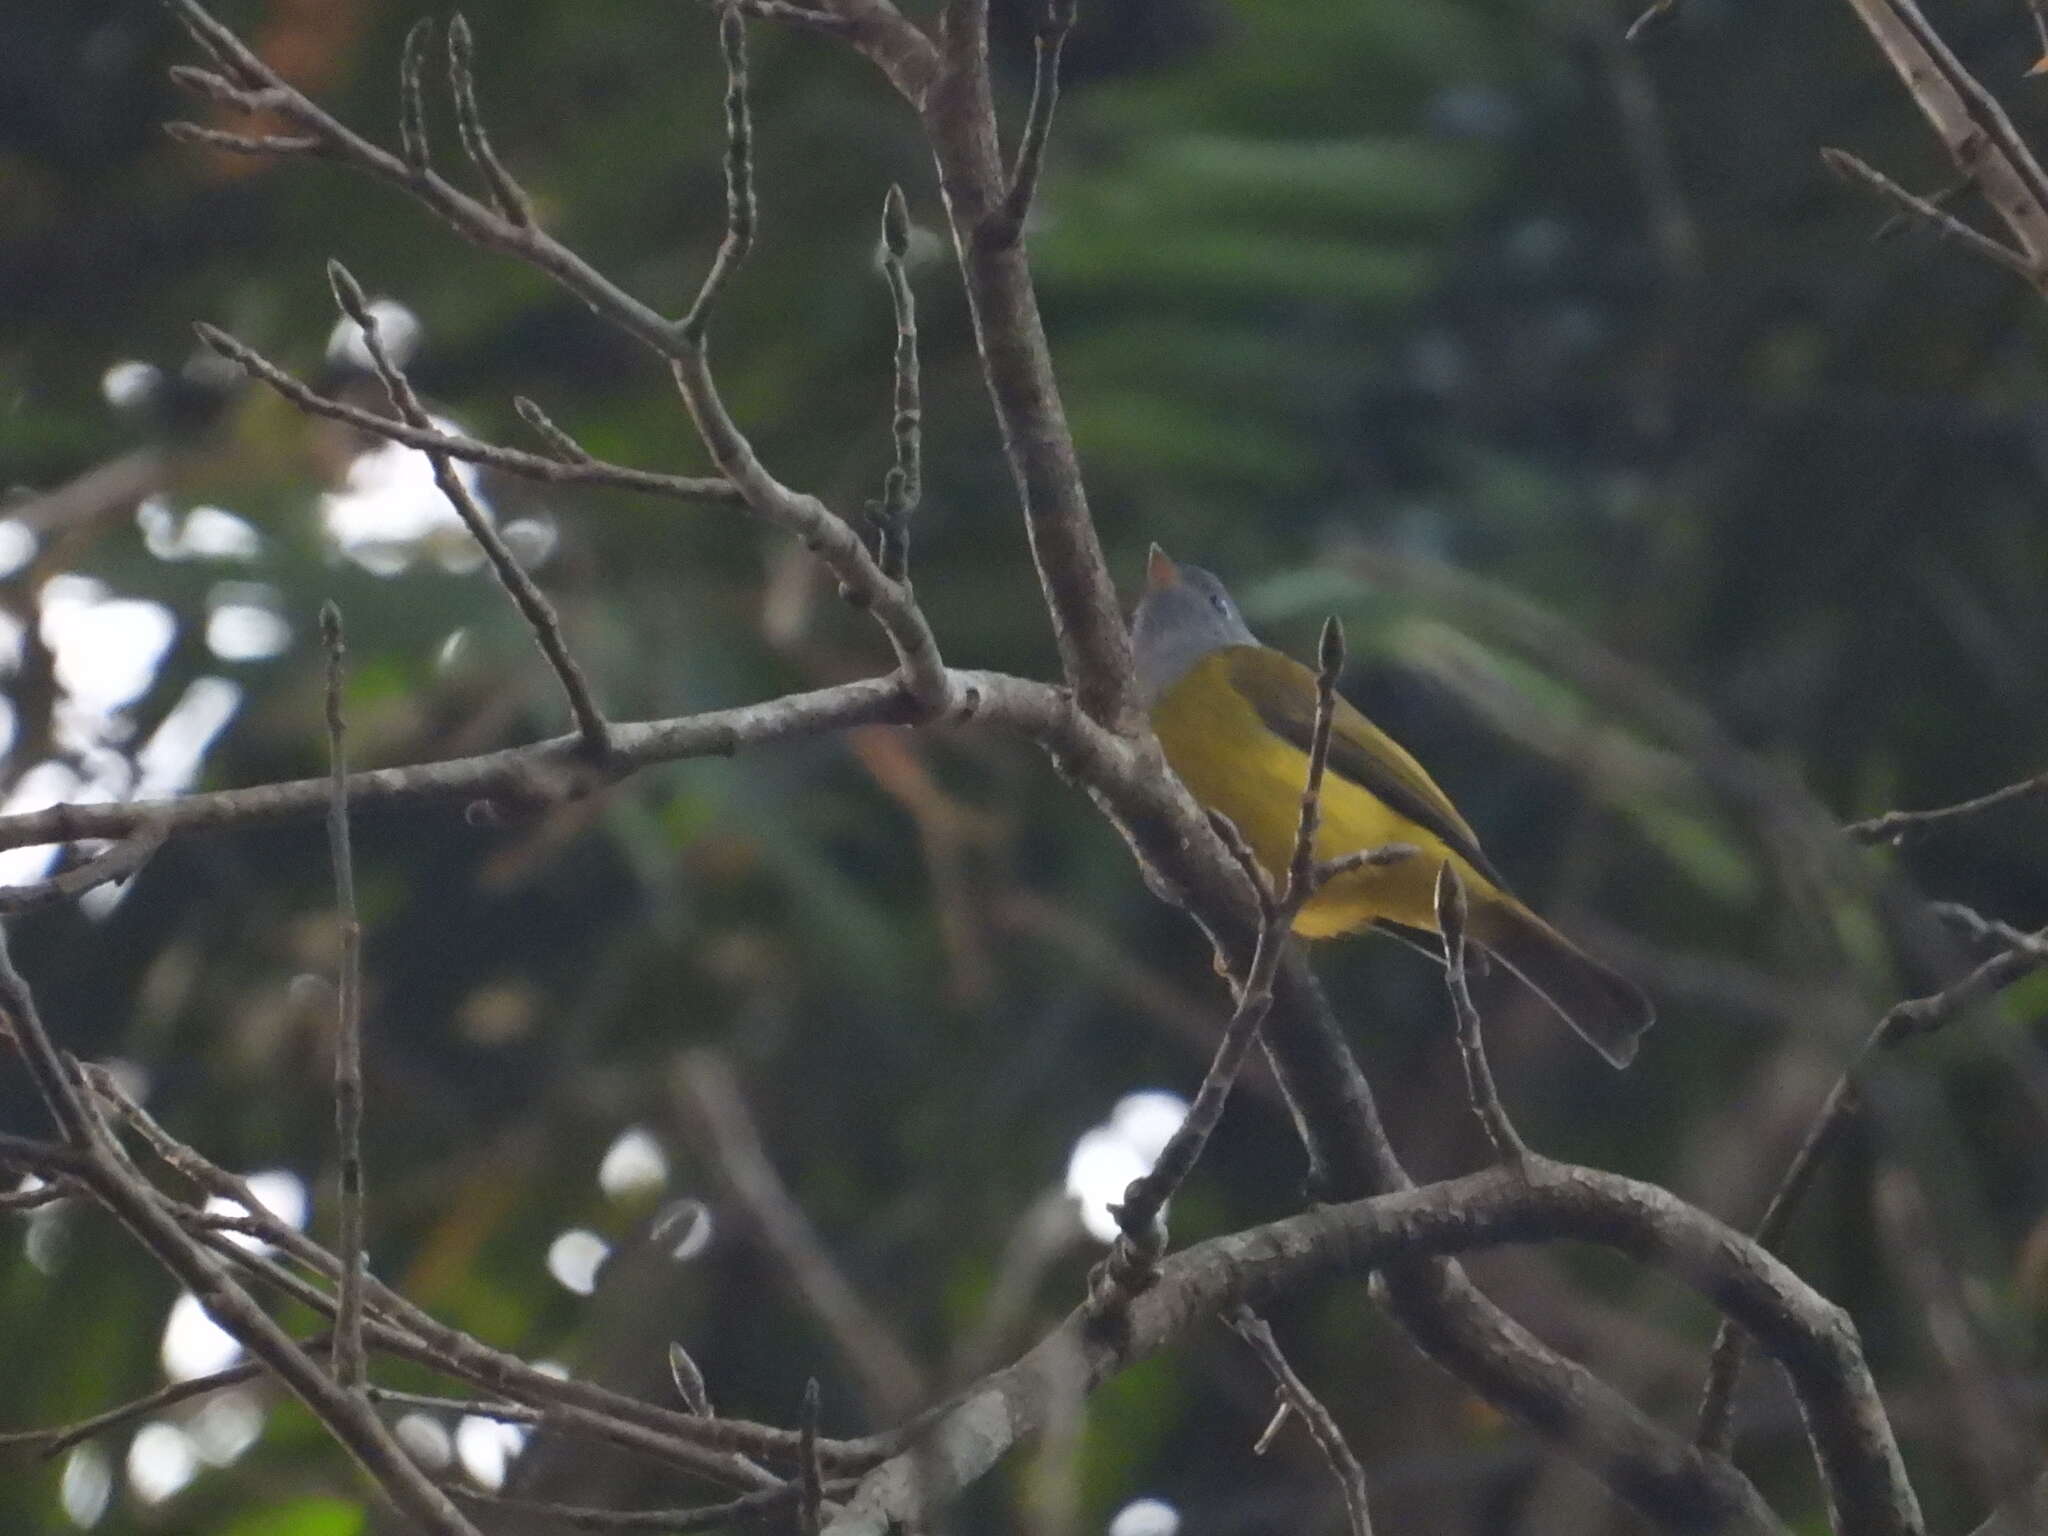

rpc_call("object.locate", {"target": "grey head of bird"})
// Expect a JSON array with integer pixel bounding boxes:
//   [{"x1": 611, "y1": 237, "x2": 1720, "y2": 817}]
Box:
[{"x1": 1131, "y1": 544, "x2": 1259, "y2": 706}]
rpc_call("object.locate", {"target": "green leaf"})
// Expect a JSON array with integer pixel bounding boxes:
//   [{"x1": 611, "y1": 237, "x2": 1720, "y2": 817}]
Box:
[{"x1": 219, "y1": 1496, "x2": 366, "y2": 1536}]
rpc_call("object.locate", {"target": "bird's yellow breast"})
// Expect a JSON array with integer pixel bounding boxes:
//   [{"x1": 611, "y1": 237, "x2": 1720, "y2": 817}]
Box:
[{"x1": 1149, "y1": 652, "x2": 1499, "y2": 937}]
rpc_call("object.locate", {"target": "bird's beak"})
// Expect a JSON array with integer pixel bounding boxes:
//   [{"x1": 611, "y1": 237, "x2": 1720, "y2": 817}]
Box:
[{"x1": 1146, "y1": 543, "x2": 1181, "y2": 592}]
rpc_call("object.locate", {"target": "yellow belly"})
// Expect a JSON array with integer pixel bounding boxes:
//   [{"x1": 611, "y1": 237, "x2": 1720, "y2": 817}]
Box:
[{"x1": 1150, "y1": 658, "x2": 1499, "y2": 937}]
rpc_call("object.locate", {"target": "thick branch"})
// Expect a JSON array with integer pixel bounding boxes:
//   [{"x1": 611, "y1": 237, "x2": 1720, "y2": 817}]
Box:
[
  {"x1": 1838, "y1": 0, "x2": 2048, "y2": 283},
  {"x1": 915, "y1": 6, "x2": 1134, "y2": 727},
  {"x1": 830, "y1": 1158, "x2": 1913, "y2": 1535},
  {"x1": 0, "y1": 671, "x2": 1117, "y2": 857}
]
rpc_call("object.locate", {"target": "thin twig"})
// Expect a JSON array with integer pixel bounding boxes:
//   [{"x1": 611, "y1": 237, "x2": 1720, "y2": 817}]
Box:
[
  {"x1": 0, "y1": 1347, "x2": 312, "y2": 1457},
  {"x1": 192, "y1": 323, "x2": 735, "y2": 501},
  {"x1": 1845, "y1": 767, "x2": 2048, "y2": 845},
  {"x1": 873, "y1": 184, "x2": 921, "y2": 582},
  {"x1": 149, "y1": 1155, "x2": 828, "y2": 1475},
  {"x1": 1696, "y1": 922, "x2": 2048, "y2": 1450},
  {"x1": 1623, "y1": 0, "x2": 1677, "y2": 42},
  {"x1": 669, "y1": 1341, "x2": 714, "y2": 1416},
  {"x1": 1819, "y1": 147, "x2": 2036, "y2": 280},
  {"x1": 0, "y1": 824, "x2": 165, "y2": 915},
  {"x1": 1229, "y1": 1306, "x2": 1374, "y2": 1536},
  {"x1": 161, "y1": 121, "x2": 324, "y2": 156},
  {"x1": 674, "y1": 1052, "x2": 927, "y2": 1420},
  {"x1": 679, "y1": 8, "x2": 756, "y2": 343},
  {"x1": 165, "y1": 1, "x2": 949, "y2": 710},
  {"x1": 325, "y1": 259, "x2": 614, "y2": 759},
  {"x1": 360, "y1": 1385, "x2": 779, "y2": 1489},
  {"x1": 322, "y1": 603, "x2": 368, "y2": 1390},
  {"x1": 1433, "y1": 863, "x2": 1528, "y2": 1165},
  {"x1": 996, "y1": 0, "x2": 1075, "y2": 242},
  {"x1": 0, "y1": 1179, "x2": 70, "y2": 1212},
  {"x1": 799, "y1": 1378, "x2": 825, "y2": 1536},
  {"x1": 729, "y1": 0, "x2": 860, "y2": 39},
  {"x1": 1837, "y1": 0, "x2": 2048, "y2": 281},
  {"x1": 450, "y1": 1477, "x2": 860, "y2": 1532},
  {"x1": 513, "y1": 395, "x2": 596, "y2": 464},
  {"x1": 446, "y1": 15, "x2": 535, "y2": 227},
  {"x1": 1929, "y1": 901, "x2": 2048, "y2": 958},
  {"x1": 1873, "y1": 175, "x2": 1968, "y2": 241},
  {"x1": 398, "y1": 18, "x2": 432, "y2": 172},
  {"x1": 0, "y1": 938, "x2": 486, "y2": 1534}
]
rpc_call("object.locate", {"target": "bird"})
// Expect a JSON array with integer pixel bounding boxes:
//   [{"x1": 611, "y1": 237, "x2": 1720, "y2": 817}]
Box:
[{"x1": 1130, "y1": 545, "x2": 1653, "y2": 1067}]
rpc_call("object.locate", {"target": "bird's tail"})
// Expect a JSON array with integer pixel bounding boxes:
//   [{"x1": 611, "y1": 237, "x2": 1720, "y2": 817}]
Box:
[{"x1": 1467, "y1": 898, "x2": 1654, "y2": 1069}]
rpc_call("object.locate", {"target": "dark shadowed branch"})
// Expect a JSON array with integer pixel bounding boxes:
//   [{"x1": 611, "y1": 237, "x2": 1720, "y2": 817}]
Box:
[{"x1": 1229, "y1": 1305, "x2": 1374, "y2": 1536}]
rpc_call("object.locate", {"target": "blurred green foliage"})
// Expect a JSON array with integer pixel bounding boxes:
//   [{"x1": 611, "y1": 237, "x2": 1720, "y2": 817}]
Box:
[{"x1": 6, "y1": 0, "x2": 2048, "y2": 1531}]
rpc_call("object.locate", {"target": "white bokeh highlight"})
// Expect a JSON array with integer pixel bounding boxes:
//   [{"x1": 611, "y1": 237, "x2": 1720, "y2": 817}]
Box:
[
  {"x1": 188, "y1": 1389, "x2": 264, "y2": 1467},
  {"x1": 395, "y1": 1412, "x2": 454, "y2": 1469},
  {"x1": 454, "y1": 1413, "x2": 528, "y2": 1489},
  {"x1": 325, "y1": 298, "x2": 422, "y2": 370},
  {"x1": 201, "y1": 1168, "x2": 308, "y2": 1254},
  {"x1": 160, "y1": 1292, "x2": 242, "y2": 1383},
  {"x1": 126, "y1": 1422, "x2": 198, "y2": 1505},
  {"x1": 1107, "y1": 1497, "x2": 1182, "y2": 1536},
  {"x1": 59, "y1": 1444, "x2": 112, "y2": 1528},
  {"x1": 598, "y1": 1126, "x2": 669, "y2": 1201},
  {"x1": 546, "y1": 1228, "x2": 610, "y2": 1295},
  {"x1": 319, "y1": 428, "x2": 494, "y2": 576},
  {"x1": 1064, "y1": 1091, "x2": 1190, "y2": 1244}
]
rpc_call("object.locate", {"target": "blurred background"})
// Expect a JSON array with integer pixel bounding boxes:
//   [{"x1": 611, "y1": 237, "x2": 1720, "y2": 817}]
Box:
[{"x1": 6, "y1": 0, "x2": 2048, "y2": 1531}]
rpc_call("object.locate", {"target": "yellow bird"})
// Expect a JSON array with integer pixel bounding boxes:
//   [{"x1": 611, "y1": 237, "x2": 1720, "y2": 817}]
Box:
[{"x1": 1132, "y1": 547, "x2": 1652, "y2": 1067}]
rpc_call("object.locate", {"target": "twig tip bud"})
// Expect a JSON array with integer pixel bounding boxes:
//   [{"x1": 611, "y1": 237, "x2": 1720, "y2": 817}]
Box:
[
  {"x1": 325, "y1": 258, "x2": 369, "y2": 320},
  {"x1": 882, "y1": 183, "x2": 911, "y2": 257},
  {"x1": 1317, "y1": 615, "x2": 1345, "y2": 675}
]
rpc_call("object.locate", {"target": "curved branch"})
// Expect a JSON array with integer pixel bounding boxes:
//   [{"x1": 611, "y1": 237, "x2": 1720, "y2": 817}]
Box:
[{"x1": 831, "y1": 1158, "x2": 1917, "y2": 1535}]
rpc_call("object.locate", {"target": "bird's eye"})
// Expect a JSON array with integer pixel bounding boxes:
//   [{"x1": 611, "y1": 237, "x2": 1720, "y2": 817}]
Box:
[{"x1": 1210, "y1": 595, "x2": 1229, "y2": 615}]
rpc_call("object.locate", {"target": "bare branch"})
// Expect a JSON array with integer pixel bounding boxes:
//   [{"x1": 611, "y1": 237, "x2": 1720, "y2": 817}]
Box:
[
  {"x1": 669, "y1": 1341, "x2": 714, "y2": 1417},
  {"x1": 1837, "y1": 0, "x2": 2048, "y2": 283},
  {"x1": 86, "y1": 1072, "x2": 876, "y2": 1474},
  {"x1": 1697, "y1": 923, "x2": 2048, "y2": 1450},
  {"x1": 917, "y1": 0, "x2": 1133, "y2": 726},
  {"x1": 513, "y1": 394, "x2": 596, "y2": 464},
  {"x1": 1820, "y1": 147, "x2": 2036, "y2": 280},
  {"x1": 1229, "y1": 1306, "x2": 1374, "y2": 1536},
  {"x1": 1872, "y1": 1164, "x2": 2034, "y2": 1502},
  {"x1": 450, "y1": 1477, "x2": 859, "y2": 1532},
  {"x1": 321, "y1": 603, "x2": 368, "y2": 1390},
  {"x1": 0, "y1": 960, "x2": 486, "y2": 1533},
  {"x1": 799, "y1": 1379, "x2": 825, "y2": 1536},
  {"x1": 0, "y1": 1349, "x2": 297, "y2": 1458},
  {"x1": 446, "y1": 14, "x2": 535, "y2": 227},
  {"x1": 873, "y1": 184, "x2": 921, "y2": 582},
  {"x1": 674, "y1": 1052, "x2": 928, "y2": 1421},
  {"x1": 192, "y1": 322, "x2": 737, "y2": 503},
  {"x1": 1846, "y1": 767, "x2": 2048, "y2": 845},
  {"x1": 680, "y1": 8, "x2": 757, "y2": 343},
  {"x1": 161, "y1": 120, "x2": 324, "y2": 156},
  {"x1": 1433, "y1": 863, "x2": 1529, "y2": 1164},
  {"x1": 730, "y1": 0, "x2": 860, "y2": 41},
  {"x1": 0, "y1": 825, "x2": 164, "y2": 916},
  {"x1": 994, "y1": 0, "x2": 1075, "y2": 243},
  {"x1": 398, "y1": 17, "x2": 432, "y2": 172},
  {"x1": 326, "y1": 259, "x2": 614, "y2": 759},
  {"x1": 0, "y1": 669, "x2": 1118, "y2": 857},
  {"x1": 830, "y1": 1159, "x2": 1909, "y2": 1535}
]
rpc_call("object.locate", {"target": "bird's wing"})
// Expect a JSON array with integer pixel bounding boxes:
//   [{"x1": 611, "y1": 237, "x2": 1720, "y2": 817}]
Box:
[{"x1": 1225, "y1": 646, "x2": 1510, "y2": 889}]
